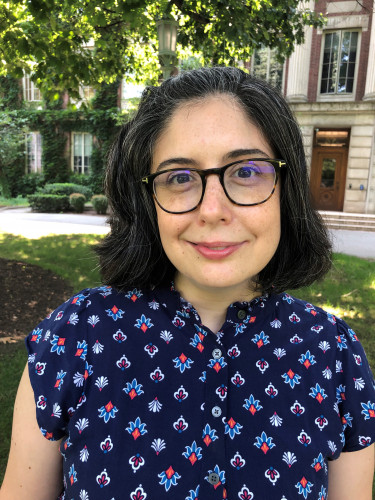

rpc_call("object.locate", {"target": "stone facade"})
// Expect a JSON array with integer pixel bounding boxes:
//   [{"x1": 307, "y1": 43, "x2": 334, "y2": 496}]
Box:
[{"x1": 285, "y1": 0, "x2": 375, "y2": 213}]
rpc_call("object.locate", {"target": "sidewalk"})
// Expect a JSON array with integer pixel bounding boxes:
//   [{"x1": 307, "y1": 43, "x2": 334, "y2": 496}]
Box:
[
  {"x1": 0, "y1": 206, "x2": 109, "y2": 238},
  {"x1": 0, "y1": 206, "x2": 375, "y2": 259}
]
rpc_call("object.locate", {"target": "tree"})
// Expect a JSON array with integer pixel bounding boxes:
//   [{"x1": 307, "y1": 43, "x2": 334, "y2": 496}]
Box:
[
  {"x1": 0, "y1": 112, "x2": 29, "y2": 196},
  {"x1": 0, "y1": 0, "x2": 325, "y2": 97}
]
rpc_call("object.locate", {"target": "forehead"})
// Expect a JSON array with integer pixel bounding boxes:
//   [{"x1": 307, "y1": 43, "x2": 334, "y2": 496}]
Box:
[{"x1": 152, "y1": 95, "x2": 273, "y2": 170}]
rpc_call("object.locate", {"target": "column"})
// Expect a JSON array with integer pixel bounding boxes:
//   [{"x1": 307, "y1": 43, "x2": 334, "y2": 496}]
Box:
[
  {"x1": 363, "y1": 0, "x2": 375, "y2": 101},
  {"x1": 286, "y1": 0, "x2": 314, "y2": 102}
]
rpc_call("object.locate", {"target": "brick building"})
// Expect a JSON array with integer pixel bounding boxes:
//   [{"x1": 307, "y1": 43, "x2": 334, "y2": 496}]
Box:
[
  {"x1": 284, "y1": 0, "x2": 375, "y2": 214},
  {"x1": 17, "y1": 0, "x2": 375, "y2": 213}
]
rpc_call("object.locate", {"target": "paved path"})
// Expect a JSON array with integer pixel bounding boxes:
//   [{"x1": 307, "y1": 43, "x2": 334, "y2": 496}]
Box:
[
  {"x1": 0, "y1": 207, "x2": 109, "y2": 238},
  {"x1": 0, "y1": 207, "x2": 374, "y2": 259}
]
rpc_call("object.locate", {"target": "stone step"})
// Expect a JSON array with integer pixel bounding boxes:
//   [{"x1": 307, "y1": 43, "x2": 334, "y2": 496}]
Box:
[{"x1": 319, "y1": 211, "x2": 375, "y2": 232}]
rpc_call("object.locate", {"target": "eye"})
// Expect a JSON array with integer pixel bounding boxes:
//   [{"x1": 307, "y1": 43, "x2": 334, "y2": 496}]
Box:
[
  {"x1": 166, "y1": 170, "x2": 194, "y2": 185},
  {"x1": 230, "y1": 161, "x2": 261, "y2": 178}
]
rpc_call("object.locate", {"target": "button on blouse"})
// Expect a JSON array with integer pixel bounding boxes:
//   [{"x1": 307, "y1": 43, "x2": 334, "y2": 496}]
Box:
[{"x1": 26, "y1": 285, "x2": 375, "y2": 500}]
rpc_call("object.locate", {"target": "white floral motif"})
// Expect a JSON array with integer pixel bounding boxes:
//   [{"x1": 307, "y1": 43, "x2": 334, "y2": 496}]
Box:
[
  {"x1": 79, "y1": 490, "x2": 90, "y2": 500},
  {"x1": 282, "y1": 451, "x2": 297, "y2": 467},
  {"x1": 148, "y1": 300, "x2": 160, "y2": 310},
  {"x1": 322, "y1": 366, "x2": 332, "y2": 379},
  {"x1": 92, "y1": 340, "x2": 104, "y2": 354},
  {"x1": 151, "y1": 438, "x2": 166, "y2": 455},
  {"x1": 95, "y1": 376, "x2": 109, "y2": 391},
  {"x1": 76, "y1": 418, "x2": 89, "y2": 434},
  {"x1": 328, "y1": 440, "x2": 337, "y2": 454},
  {"x1": 318, "y1": 340, "x2": 330, "y2": 352},
  {"x1": 68, "y1": 312, "x2": 79, "y2": 325},
  {"x1": 160, "y1": 330, "x2": 173, "y2": 344},
  {"x1": 270, "y1": 319, "x2": 282, "y2": 328},
  {"x1": 80, "y1": 445, "x2": 89, "y2": 462},
  {"x1": 51, "y1": 403, "x2": 62, "y2": 418},
  {"x1": 87, "y1": 315, "x2": 100, "y2": 327},
  {"x1": 354, "y1": 377, "x2": 365, "y2": 390},
  {"x1": 273, "y1": 348, "x2": 286, "y2": 360},
  {"x1": 269, "y1": 412, "x2": 283, "y2": 427},
  {"x1": 148, "y1": 397, "x2": 162, "y2": 412}
]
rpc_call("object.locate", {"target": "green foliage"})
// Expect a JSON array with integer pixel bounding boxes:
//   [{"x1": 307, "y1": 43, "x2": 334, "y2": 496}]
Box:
[
  {"x1": 68, "y1": 173, "x2": 93, "y2": 187},
  {"x1": 0, "y1": 195, "x2": 29, "y2": 207},
  {"x1": 0, "y1": 0, "x2": 326, "y2": 94},
  {"x1": 0, "y1": 111, "x2": 28, "y2": 197},
  {"x1": 0, "y1": 76, "x2": 22, "y2": 110},
  {"x1": 41, "y1": 182, "x2": 93, "y2": 199},
  {"x1": 27, "y1": 193, "x2": 70, "y2": 212},
  {"x1": 18, "y1": 172, "x2": 45, "y2": 196},
  {"x1": 91, "y1": 194, "x2": 108, "y2": 214},
  {"x1": 69, "y1": 192, "x2": 86, "y2": 213}
]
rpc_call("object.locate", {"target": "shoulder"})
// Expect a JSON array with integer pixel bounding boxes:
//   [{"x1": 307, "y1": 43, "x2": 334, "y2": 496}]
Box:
[
  {"x1": 275, "y1": 292, "x2": 343, "y2": 332},
  {"x1": 273, "y1": 292, "x2": 372, "y2": 357}
]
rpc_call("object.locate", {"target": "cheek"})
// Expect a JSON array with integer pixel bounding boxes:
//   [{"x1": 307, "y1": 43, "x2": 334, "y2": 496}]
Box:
[{"x1": 156, "y1": 208, "x2": 186, "y2": 247}]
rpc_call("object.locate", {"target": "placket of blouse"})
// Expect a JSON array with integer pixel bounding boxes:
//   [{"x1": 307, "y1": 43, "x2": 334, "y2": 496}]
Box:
[{"x1": 198, "y1": 319, "x2": 231, "y2": 498}]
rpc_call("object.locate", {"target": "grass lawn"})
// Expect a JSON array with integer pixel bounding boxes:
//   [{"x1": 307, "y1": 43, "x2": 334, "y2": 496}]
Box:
[
  {"x1": 0, "y1": 233, "x2": 374, "y2": 489},
  {"x1": 0, "y1": 196, "x2": 29, "y2": 207}
]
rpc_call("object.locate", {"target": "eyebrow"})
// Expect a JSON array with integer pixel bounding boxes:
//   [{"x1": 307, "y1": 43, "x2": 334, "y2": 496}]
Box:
[{"x1": 155, "y1": 148, "x2": 270, "y2": 172}]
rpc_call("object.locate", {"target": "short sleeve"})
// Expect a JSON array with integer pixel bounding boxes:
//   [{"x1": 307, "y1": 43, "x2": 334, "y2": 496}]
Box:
[
  {"x1": 25, "y1": 289, "x2": 92, "y2": 441},
  {"x1": 334, "y1": 318, "x2": 375, "y2": 452}
]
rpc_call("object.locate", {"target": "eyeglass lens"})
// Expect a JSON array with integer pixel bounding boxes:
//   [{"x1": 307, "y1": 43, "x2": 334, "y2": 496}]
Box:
[{"x1": 153, "y1": 160, "x2": 277, "y2": 213}]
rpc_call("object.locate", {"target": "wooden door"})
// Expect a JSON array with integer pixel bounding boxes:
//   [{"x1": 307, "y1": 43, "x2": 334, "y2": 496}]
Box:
[{"x1": 310, "y1": 148, "x2": 348, "y2": 211}]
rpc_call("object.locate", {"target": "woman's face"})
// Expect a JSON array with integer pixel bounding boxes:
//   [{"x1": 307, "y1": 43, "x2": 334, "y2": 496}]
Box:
[{"x1": 151, "y1": 95, "x2": 281, "y2": 302}]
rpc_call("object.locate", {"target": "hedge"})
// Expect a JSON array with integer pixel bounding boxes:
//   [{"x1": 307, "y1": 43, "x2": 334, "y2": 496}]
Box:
[
  {"x1": 28, "y1": 194, "x2": 70, "y2": 213},
  {"x1": 40, "y1": 182, "x2": 93, "y2": 199}
]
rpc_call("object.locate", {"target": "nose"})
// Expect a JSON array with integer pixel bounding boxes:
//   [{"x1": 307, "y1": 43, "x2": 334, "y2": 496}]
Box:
[{"x1": 198, "y1": 174, "x2": 232, "y2": 223}]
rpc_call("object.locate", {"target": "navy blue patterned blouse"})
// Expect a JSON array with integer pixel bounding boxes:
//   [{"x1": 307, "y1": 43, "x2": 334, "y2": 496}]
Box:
[{"x1": 26, "y1": 285, "x2": 375, "y2": 500}]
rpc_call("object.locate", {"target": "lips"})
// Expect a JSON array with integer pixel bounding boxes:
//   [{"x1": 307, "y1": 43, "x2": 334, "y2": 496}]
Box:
[{"x1": 190, "y1": 241, "x2": 244, "y2": 259}]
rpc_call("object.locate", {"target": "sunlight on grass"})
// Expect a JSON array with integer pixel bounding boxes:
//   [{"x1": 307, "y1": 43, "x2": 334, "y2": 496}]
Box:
[
  {"x1": 319, "y1": 304, "x2": 362, "y2": 321},
  {"x1": 0, "y1": 233, "x2": 103, "y2": 291}
]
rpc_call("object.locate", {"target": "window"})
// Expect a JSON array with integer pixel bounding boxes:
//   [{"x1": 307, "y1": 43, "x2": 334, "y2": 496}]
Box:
[
  {"x1": 26, "y1": 132, "x2": 42, "y2": 173},
  {"x1": 320, "y1": 30, "x2": 359, "y2": 95},
  {"x1": 23, "y1": 74, "x2": 42, "y2": 101},
  {"x1": 251, "y1": 47, "x2": 284, "y2": 89},
  {"x1": 72, "y1": 133, "x2": 92, "y2": 174},
  {"x1": 80, "y1": 85, "x2": 95, "y2": 101}
]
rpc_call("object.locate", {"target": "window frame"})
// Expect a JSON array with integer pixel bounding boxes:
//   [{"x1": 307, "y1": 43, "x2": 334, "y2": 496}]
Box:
[
  {"x1": 250, "y1": 46, "x2": 285, "y2": 92},
  {"x1": 71, "y1": 132, "x2": 93, "y2": 175},
  {"x1": 25, "y1": 132, "x2": 42, "y2": 173},
  {"x1": 317, "y1": 29, "x2": 361, "y2": 102},
  {"x1": 22, "y1": 74, "x2": 42, "y2": 102}
]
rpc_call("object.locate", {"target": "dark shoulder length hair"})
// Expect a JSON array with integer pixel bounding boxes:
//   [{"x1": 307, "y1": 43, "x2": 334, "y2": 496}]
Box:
[{"x1": 95, "y1": 66, "x2": 332, "y2": 294}]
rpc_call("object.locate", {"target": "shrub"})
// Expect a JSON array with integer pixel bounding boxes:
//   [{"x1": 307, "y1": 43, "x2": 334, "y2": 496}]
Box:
[
  {"x1": 40, "y1": 182, "x2": 93, "y2": 199},
  {"x1": 28, "y1": 194, "x2": 70, "y2": 213},
  {"x1": 91, "y1": 194, "x2": 108, "y2": 215},
  {"x1": 69, "y1": 193, "x2": 86, "y2": 213},
  {"x1": 19, "y1": 173, "x2": 46, "y2": 196},
  {"x1": 69, "y1": 173, "x2": 93, "y2": 188}
]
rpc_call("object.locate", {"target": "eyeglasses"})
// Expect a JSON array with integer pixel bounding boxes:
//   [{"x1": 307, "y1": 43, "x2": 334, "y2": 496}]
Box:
[{"x1": 141, "y1": 158, "x2": 286, "y2": 214}]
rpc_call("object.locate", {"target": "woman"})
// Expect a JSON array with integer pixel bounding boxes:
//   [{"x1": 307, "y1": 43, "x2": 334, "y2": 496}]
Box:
[{"x1": 1, "y1": 67, "x2": 374, "y2": 500}]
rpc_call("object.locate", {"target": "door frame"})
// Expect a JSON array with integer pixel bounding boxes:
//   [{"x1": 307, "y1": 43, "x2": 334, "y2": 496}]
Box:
[{"x1": 310, "y1": 129, "x2": 349, "y2": 212}]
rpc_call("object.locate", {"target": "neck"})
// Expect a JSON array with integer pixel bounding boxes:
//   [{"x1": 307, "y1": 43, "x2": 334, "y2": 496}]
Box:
[{"x1": 174, "y1": 274, "x2": 259, "y2": 334}]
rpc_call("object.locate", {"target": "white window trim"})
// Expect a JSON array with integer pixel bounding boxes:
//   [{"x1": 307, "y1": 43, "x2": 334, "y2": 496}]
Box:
[
  {"x1": 25, "y1": 132, "x2": 42, "y2": 173},
  {"x1": 250, "y1": 47, "x2": 285, "y2": 92},
  {"x1": 71, "y1": 132, "x2": 92, "y2": 174},
  {"x1": 317, "y1": 29, "x2": 361, "y2": 102},
  {"x1": 22, "y1": 74, "x2": 42, "y2": 102}
]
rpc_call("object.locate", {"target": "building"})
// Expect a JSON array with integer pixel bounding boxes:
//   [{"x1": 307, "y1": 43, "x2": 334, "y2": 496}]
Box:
[
  {"x1": 12, "y1": 1, "x2": 375, "y2": 213},
  {"x1": 284, "y1": 0, "x2": 375, "y2": 214},
  {"x1": 22, "y1": 76, "x2": 141, "y2": 178}
]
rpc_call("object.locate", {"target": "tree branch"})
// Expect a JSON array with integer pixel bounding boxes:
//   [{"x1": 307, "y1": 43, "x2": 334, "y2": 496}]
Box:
[
  {"x1": 170, "y1": 0, "x2": 211, "y2": 24},
  {"x1": 95, "y1": 19, "x2": 126, "y2": 30}
]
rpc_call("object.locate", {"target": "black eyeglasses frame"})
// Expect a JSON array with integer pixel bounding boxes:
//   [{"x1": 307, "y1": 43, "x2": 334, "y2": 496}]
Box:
[{"x1": 141, "y1": 158, "x2": 286, "y2": 214}]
